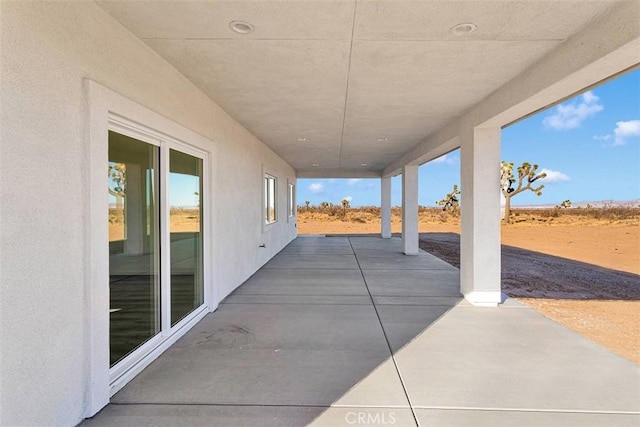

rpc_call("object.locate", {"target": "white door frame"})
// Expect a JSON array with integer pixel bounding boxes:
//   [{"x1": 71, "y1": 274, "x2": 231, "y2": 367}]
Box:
[{"x1": 85, "y1": 80, "x2": 218, "y2": 417}]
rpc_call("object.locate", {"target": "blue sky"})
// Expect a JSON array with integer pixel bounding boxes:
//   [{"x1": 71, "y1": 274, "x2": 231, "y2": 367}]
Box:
[
  {"x1": 109, "y1": 170, "x2": 201, "y2": 208},
  {"x1": 299, "y1": 68, "x2": 640, "y2": 207}
]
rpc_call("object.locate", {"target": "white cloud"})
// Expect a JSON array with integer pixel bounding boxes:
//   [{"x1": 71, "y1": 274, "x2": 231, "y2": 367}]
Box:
[
  {"x1": 430, "y1": 154, "x2": 458, "y2": 165},
  {"x1": 540, "y1": 169, "x2": 570, "y2": 184},
  {"x1": 347, "y1": 179, "x2": 362, "y2": 185},
  {"x1": 308, "y1": 182, "x2": 325, "y2": 194},
  {"x1": 593, "y1": 134, "x2": 612, "y2": 141},
  {"x1": 343, "y1": 196, "x2": 353, "y2": 202},
  {"x1": 543, "y1": 90, "x2": 603, "y2": 130},
  {"x1": 582, "y1": 90, "x2": 598, "y2": 104},
  {"x1": 613, "y1": 120, "x2": 640, "y2": 146}
]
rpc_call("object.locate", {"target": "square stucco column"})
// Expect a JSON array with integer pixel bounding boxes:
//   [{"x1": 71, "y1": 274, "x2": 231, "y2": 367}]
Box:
[
  {"x1": 381, "y1": 176, "x2": 392, "y2": 238},
  {"x1": 402, "y1": 165, "x2": 419, "y2": 255},
  {"x1": 124, "y1": 163, "x2": 144, "y2": 255},
  {"x1": 460, "y1": 127, "x2": 502, "y2": 306}
]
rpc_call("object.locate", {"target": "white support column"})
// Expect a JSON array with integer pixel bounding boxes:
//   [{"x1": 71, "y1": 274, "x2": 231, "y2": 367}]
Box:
[
  {"x1": 124, "y1": 163, "x2": 144, "y2": 256},
  {"x1": 401, "y1": 165, "x2": 419, "y2": 255},
  {"x1": 381, "y1": 176, "x2": 392, "y2": 238},
  {"x1": 460, "y1": 127, "x2": 502, "y2": 306}
]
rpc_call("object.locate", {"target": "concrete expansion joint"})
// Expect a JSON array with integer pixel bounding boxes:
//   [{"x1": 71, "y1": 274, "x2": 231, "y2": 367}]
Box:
[
  {"x1": 347, "y1": 237, "x2": 420, "y2": 426},
  {"x1": 415, "y1": 406, "x2": 640, "y2": 415}
]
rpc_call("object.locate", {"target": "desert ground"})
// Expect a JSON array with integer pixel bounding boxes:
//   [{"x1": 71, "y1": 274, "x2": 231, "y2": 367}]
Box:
[
  {"x1": 109, "y1": 208, "x2": 201, "y2": 242},
  {"x1": 297, "y1": 206, "x2": 640, "y2": 365}
]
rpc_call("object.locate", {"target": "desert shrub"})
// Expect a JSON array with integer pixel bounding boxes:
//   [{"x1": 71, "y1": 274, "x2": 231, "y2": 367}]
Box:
[
  {"x1": 298, "y1": 204, "x2": 639, "y2": 226},
  {"x1": 510, "y1": 206, "x2": 640, "y2": 222},
  {"x1": 360, "y1": 206, "x2": 380, "y2": 215},
  {"x1": 554, "y1": 205, "x2": 638, "y2": 220},
  {"x1": 325, "y1": 205, "x2": 340, "y2": 217}
]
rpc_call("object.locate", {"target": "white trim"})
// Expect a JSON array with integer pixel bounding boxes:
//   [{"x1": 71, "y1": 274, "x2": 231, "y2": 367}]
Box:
[
  {"x1": 287, "y1": 179, "x2": 296, "y2": 221},
  {"x1": 160, "y1": 143, "x2": 171, "y2": 334},
  {"x1": 86, "y1": 80, "x2": 111, "y2": 418},
  {"x1": 108, "y1": 334, "x2": 164, "y2": 386},
  {"x1": 167, "y1": 138, "x2": 208, "y2": 159},
  {"x1": 108, "y1": 117, "x2": 161, "y2": 147},
  {"x1": 202, "y1": 148, "x2": 216, "y2": 311},
  {"x1": 84, "y1": 79, "x2": 217, "y2": 417},
  {"x1": 263, "y1": 171, "x2": 278, "y2": 227}
]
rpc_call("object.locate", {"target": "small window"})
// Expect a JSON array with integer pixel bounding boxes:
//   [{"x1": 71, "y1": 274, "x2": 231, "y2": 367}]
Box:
[
  {"x1": 264, "y1": 174, "x2": 277, "y2": 224},
  {"x1": 288, "y1": 182, "x2": 295, "y2": 218}
]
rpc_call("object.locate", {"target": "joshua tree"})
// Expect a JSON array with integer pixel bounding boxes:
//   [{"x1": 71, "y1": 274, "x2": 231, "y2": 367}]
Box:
[
  {"x1": 341, "y1": 198, "x2": 350, "y2": 219},
  {"x1": 304, "y1": 200, "x2": 310, "y2": 210},
  {"x1": 108, "y1": 163, "x2": 126, "y2": 212},
  {"x1": 437, "y1": 184, "x2": 460, "y2": 216},
  {"x1": 501, "y1": 161, "x2": 546, "y2": 222},
  {"x1": 559, "y1": 199, "x2": 572, "y2": 209},
  {"x1": 320, "y1": 201, "x2": 329, "y2": 209}
]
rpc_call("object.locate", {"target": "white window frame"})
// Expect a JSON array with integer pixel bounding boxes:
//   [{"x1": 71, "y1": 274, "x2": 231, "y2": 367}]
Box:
[
  {"x1": 106, "y1": 120, "x2": 209, "y2": 385},
  {"x1": 85, "y1": 80, "x2": 217, "y2": 417},
  {"x1": 264, "y1": 173, "x2": 277, "y2": 225},
  {"x1": 287, "y1": 179, "x2": 296, "y2": 221}
]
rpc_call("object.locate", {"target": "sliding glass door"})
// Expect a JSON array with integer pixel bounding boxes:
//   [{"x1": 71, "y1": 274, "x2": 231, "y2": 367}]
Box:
[
  {"x1": 108, "y1": 130, "x2": 206, "y2": 370},
  {"x1": 169, "y1": 149, "x2": 204, "y2": 326},
  {"x1": 108, "y1": 131, "x2": 160, "y2": 367}
]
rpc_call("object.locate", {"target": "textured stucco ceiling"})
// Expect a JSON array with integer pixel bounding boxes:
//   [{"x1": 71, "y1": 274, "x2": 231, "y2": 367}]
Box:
[{"x1": 96, "y1": 0, "x2": 621, "y2": 175}]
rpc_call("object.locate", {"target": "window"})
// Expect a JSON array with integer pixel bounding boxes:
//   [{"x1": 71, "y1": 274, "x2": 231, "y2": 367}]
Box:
[
  {"x1": 288, "y1": 182, "x2": 295, "y2": 218},
  {"x1": 108, "y1": 131, "x2": 206, "y2": 370},
  {"x1": 264, "y1": 174, "x2": 277, "y2": 224}
]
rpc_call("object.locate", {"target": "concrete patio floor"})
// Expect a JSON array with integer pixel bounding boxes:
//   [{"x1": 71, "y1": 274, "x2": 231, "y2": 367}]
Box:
[{"x1": 85, "y1": 236, "x2": 640, "y2": 426}]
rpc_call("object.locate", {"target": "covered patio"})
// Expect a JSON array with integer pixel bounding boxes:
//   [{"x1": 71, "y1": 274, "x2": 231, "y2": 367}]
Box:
[
  {"x1": 85, "y1": 236, "x2": 639, "y2": 426},
  {"x1": 3, "y1": 2, "x2": 640, "y2": 425}
]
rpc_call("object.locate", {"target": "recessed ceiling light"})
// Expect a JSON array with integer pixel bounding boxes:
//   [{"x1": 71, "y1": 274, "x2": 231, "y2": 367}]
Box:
[
  {"x1": 450, "y1": 23, "x2": 477, "y2": 36},
  {"x1": 297, "y1": 137, "x2": 307, "y2": 142},
  {"x1": 312, "y1": 163, "x2": 319, "y2": 167},
  {"x1": 377, "y1": 137, "x2": 389, "y2": 142},
  {"x1": 360, "y1": 163, "x2": 368, "y2": 167},
  {"x1": 229, "y1": 20, "x2": 255, "y2": 34}
]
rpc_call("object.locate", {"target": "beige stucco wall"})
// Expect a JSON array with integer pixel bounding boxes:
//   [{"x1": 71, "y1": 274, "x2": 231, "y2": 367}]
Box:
[{"x1": 0, "y1": 2, "x2": 296, "y2": 425}]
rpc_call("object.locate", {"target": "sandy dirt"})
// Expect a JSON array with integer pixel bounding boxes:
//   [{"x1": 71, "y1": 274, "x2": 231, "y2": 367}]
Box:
[
  {"x1": 109, "y1": 208, "x2": 200, "y2": 241},
  {"x1": 297, "y1": 208, "x2": 640, "y2": 365},
  {"x1": 501, "y1": 225, "x2": 640, "y2": 275},
  {"x1": 418, "y1": 232, "x2": 639, "y2": 299},
  {"x1": 518, "y1": 299, "x2": 639, "y2": 365}
]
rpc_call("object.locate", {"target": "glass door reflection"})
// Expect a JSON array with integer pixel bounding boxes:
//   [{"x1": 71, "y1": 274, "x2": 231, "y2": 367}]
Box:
[
  {"x1": 169, "y1": 149, "x2": 204, "y2": 326},
  {"x1": 108, "y1": 131, "x2": 160, "y2": 367}
]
